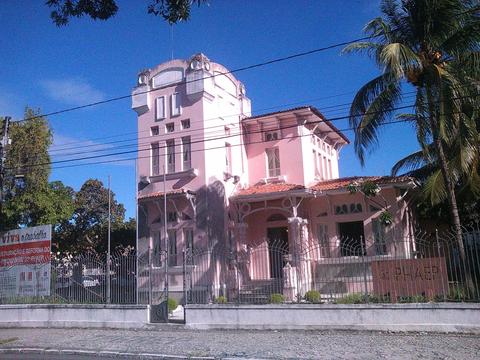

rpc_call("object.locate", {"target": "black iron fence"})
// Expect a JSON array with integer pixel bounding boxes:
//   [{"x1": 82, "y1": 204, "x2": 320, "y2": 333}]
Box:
[
  {"x1": 183, "y1": 226, "x2": 480, "y2": 305},
  {"x1": 0, "y1": 251, "x2": 137, "y2": 304},
  {"x1": 1, "y1": 226, "x2": 480, "y2": 306}
]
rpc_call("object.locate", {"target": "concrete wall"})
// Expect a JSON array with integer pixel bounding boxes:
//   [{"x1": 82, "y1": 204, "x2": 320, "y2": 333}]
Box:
[
  {"x1": 0, "y1": 304, "x2": 149, "y2": 329},
  {"x1": 185, "y1": 303, "x2": 480, "y2": 333}
]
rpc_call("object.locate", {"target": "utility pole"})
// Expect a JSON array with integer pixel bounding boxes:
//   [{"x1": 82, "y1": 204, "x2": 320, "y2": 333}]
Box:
[
  {"x1": 163, "y1": 165, "x2": 169, "y2": 321},
  {"x1": 107, "y1": 175, "x2": 111, "y2": 304},
  {"x1": 0, "y1": 116, "x2": 11, "y2": 223}
]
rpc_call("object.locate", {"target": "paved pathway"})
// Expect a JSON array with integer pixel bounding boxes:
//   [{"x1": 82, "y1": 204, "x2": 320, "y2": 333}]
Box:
[{"x1": 1, "y1": 327, "x2": 479, "y2": 359}]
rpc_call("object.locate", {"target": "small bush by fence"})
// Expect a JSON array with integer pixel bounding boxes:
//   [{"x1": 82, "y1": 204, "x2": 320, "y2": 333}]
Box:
[{"x1": 183, "y1": 226, "x2": 480, "y2": 305}]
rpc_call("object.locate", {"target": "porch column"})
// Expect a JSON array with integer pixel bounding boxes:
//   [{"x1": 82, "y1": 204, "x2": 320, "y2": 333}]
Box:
[
  {"x1": 286, "y1": 217, "x2": 311, "y2": 299},
  {"x1": 234, "y1": 222, "x2": 250, "y2": 295}
]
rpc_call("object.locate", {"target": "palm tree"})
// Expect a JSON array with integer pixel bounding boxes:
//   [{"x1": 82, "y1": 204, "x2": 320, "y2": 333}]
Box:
[{"x1": 343, "y1": 0, "x2": 480, "y2": 273}]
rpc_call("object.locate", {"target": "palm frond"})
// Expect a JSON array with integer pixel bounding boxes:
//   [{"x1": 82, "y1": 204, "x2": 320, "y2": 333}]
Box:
[
  {"x1": 350, "y1": 76, "x2": 402, "y2": 165},
  {"x1": 391, "y1": 148, "x2": 433, "y2": 176},
  {"x1": 423, "y1": 169, "x2": 447, "y2": 205},
  {"x1": 379, "y1": 42, "x2": 421, "y2": 79}
]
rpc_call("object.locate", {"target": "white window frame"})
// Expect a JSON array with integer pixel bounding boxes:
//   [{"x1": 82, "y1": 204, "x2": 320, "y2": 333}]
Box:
[
  {"x1": 166, "y1": 139, "x2": 175, "y2": 173},
  {"x1": 152, "y1": 231, "x2": 162, "y2": 267},
  {"x1": 181, "y1": 119, "x2": 190, "y2": 129},
  {"x1": 266, "y1": 147, "x2": 281, "y2": 177},
  {"x1": 165, "y1": 122, "x2": 175, "y2": 133},
  {"x1": 264, "y1": 130, "x2": 279, "y2": 142},
  {"x1": 225, "y1": 142, "x2": 232, "y2": 174},
  {"x1": 316, "y1": 223, "x2": 330, "y2": 257},
  {"x1": 182, "y1": 136, "x2": 192, "y2": 170},
  {"x1": 171, "y1": 92, "x2": 182, "y2": 117},
  {"x1": 151, "y1": 142, "x2": 160, "y2": 176},
  {"x1": 155, "y1": 96, "x2": 166, "y2": 121},
  {"x1": 167, "y1": 229, "x2": 177, "y2": 266}
]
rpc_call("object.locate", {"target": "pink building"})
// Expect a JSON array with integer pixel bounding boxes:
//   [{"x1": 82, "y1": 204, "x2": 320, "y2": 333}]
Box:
[{"x1": 132, "y1": 54, "x2": 418, "y2": 303}]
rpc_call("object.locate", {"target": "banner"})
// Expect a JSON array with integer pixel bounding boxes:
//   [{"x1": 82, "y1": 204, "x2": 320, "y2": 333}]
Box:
[
  {"x1": 0, "y1": 225, "x2": 52, "y2": 298},
  {"x1": 371, "y1": 257, "x2": 448, "y2": 299}
]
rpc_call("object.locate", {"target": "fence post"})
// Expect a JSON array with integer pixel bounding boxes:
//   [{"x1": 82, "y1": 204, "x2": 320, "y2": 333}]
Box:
[
  {"x1": 360, "y1": 236, "x2": 368, "y2": 300},
  {"x1": 435, "y1": 229, "x2": 447, "y2": 301},
  {"x1": 182, "y1": 248, "x2": 187, "y2": 321},
  {"x1": 236, "y1": 250, "x2": 240, "y2": 305}
]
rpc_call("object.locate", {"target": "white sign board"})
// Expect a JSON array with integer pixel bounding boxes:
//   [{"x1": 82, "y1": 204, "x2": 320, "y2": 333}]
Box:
[{"x1": 0, "y1": 225, "x2": 52, "y2": 298}]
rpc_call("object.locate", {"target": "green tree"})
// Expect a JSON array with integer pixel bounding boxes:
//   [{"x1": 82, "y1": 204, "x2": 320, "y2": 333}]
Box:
[
  {"x1": 46, "y1": 0, "x2": 207, "y2": 26},
  {"x1": 343, "y1": 0, "x2": 480, "y2": 262},
  {"x1": 68, "y1": 178, "x2": 127, "y2": 253},
  {"x1": 1, "y1": 108, "x2": 75, "y2": 229}
]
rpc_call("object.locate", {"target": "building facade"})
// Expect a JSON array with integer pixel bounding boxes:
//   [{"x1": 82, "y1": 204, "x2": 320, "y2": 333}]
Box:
[{"x1": 132, "y1": 54, "x2": 418, "y2": 303}]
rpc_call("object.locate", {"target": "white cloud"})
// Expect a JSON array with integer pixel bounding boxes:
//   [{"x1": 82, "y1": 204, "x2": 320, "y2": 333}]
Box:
[
  {"x1": 50, "y1": 133, "x2": 135, "y2": 168},
  {"x1": 40, "y1": 78, "x2": 106, "y2": 106}
]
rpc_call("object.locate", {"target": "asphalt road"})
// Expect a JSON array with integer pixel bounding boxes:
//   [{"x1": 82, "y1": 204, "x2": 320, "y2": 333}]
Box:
[{"x1": 1, "y1": 327, "x2": 480, "y2": 359}]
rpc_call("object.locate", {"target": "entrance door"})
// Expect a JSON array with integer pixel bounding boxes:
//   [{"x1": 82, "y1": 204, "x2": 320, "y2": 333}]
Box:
[
  {"x1": 267, "y1": 227, "x2": 288, "y2": 278},
  {"x1": 338, "y1": 221, "x2": 366, "y2": 256}
]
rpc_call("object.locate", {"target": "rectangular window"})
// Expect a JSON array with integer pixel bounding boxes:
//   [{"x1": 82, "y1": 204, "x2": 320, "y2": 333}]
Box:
[
  {"x1": 225, "y1": 143, "x2": 232, "y2": 174},
  {"x1": 166, "y1": 139, "x2": 175, "y2": 173},
  {"x1": 264, "y1": 130, "x2": 279, "y2": 142},
  {"x1": 165, "y1": 123, "x2": 175, "y2": 133},
  {"x1": 313, "y1": 150, "x2": 318, "y2": 176},
  {"x1": 155, "y1": 96, "x2": 165, "y2": 120},
  {"x1": 182, "y1": 136, "x2": 191, "y2": 170},
  {"x1": 167, "y1": 211, "x2": 177, "y2": 223},
  {"x1": 152, "y1": 232, "x2": 162, "y2": 267},
  {"x1": 317, "y1": 152, "x2": 323, "y2": 179},
  {"x1": 181, "y1": 119, "x2": 190, "y2": 129},
  {"x1": 151, "y1": 142, "x2": 160, "y2": 176},
  {"x1": 266, "y1": 147, "x2": 281, "y2": 177},
  {"x1": 151, "y1": 126, "x2": 159, "y2": 136},
  {"x1": 328, "y1": 159, "x2": 332, "y2": 178},
  {"x1": 323, "y1": 156, "x2": 327, "y2": 179},
  {"x1": 373, "y1": 219, "x2": 388, "y2": 255},
  {"x1": 184, "y1": 228, "x2": 194, "y2": 251},
  {"x1": 168, "y1": 229, "x2": 177, "y2": 266},
  {"x1": 171, "y1": 92, "x2": 181, "y2": 117},
  {"x1": 316, "y1": 224, "x2": 330, "y2": 257}
]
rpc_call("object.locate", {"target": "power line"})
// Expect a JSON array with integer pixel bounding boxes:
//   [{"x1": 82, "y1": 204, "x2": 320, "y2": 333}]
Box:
[
  {"x1": 6, "y1": 102, "x2": 425, "y2": 170},
  {"x1": 11, "y1": 90, "x2": 480, "y2": 171},
  {"x1": 49, "y1": 92, "x2": 419, "y2": 158},
  {"x1": 49, "y1": 117, "x2": 413, "y2": 171},
  {"x1": 14, "y1": 33, "x2": 383, "y2": 124}
]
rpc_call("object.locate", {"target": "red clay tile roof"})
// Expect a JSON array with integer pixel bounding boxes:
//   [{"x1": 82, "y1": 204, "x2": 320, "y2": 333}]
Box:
[
  {"x1": 138, "y1": 188, "x2": 193, "y2": 200},
  {"x1": 310, "y1": 176, "x2": 415, "y2": 192},
  {"x1": 243, "y1": 105, "x2": 350, "y2": 144},
  {"x1": 233, "y1": 182, "x2": 306, "y2": 197}
]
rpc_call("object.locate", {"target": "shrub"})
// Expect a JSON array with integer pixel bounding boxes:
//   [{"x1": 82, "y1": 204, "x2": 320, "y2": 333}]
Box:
[
  {"x1": 398, "y1": 295, "x2": 427, "y2": 303},
  {"x1": 215, "y1": 296, "x2": 227, "y2": 304},
  {"x1": 367, "y1": 294, "x2": 390, "y2": 303},
  {"x1": 448, "y1": 285, "x2": 465, "y2": 301},
  {"x1": 304, "y1": 290, "x2": 321, "y2": 303},
  {"x1": 270, "y1": 293, "x2": 285, "y2": 304},
  {"x1": 167, "y1": 297, "x2": 177, "y2": 313},
  {"x1": 336, "y1": 293, "x2": 364, "y2": 304}
]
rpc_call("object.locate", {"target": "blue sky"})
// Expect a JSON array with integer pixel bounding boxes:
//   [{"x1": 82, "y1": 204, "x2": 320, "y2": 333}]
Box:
[{"x1": 0, "y1": 0, "x2": 420, "y2": 219}]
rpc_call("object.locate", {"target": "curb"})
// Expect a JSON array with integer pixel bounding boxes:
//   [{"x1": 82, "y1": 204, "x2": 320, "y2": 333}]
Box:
[{"x1": 0, "y1": 347, "x2": 217, "y2": 359}]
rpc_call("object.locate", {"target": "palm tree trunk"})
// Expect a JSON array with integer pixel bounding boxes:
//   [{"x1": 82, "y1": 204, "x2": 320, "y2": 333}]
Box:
[{"x1": 426, "y1": 86, "x2": 473, "y2": 298}]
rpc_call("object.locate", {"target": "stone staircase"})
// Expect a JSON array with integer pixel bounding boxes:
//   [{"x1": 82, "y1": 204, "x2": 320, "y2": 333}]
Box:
[{"x1": 238, "y1": 279, "x2": 283, "y2": 304}]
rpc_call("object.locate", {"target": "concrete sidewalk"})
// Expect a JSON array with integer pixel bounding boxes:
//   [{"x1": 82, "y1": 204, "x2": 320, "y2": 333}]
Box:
[{"x1": 1, "y1": 326, "x2": 480, "y2": 359}]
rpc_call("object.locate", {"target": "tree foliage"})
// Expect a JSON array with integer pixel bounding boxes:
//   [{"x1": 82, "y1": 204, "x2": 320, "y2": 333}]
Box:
[
  {"x1": 1, "y1": 108, "x2": 75, "y2": 229},
  {"x1": 46, "y1": 0, "x2": 208, "y2": 26},
  {"x1": 54, "y1": 179, "x2": 136, "y2": 254},
  {"x1": 344, "y1": 0, "x2": 480, "y2": 233}
]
